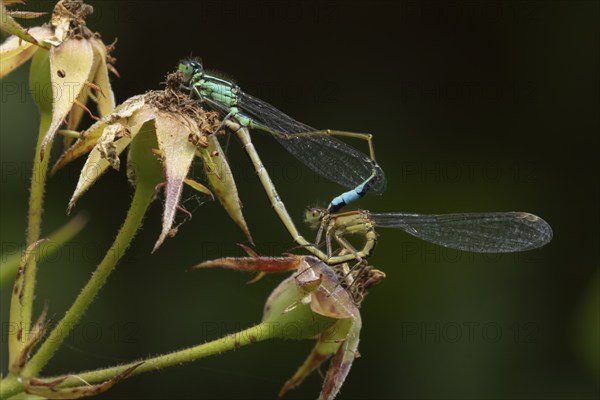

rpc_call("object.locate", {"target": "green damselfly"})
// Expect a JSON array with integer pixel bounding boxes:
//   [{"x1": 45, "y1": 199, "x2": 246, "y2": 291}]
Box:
[{"x1": 178, "y1": 59, "x2": 385, "y2": 213}]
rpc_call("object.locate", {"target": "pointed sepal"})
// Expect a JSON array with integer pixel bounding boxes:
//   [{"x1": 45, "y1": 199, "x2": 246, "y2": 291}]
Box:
[
  {"x1": 0, "y1": 25, "x2": 52, "y2": 78},
  {"x1": 152, "y1": 112, "x2": 200, "y2": 252},
  {"x1": 40, "y1": 38, "x2": 95, "y2": 159},
  {"x1": 198, "y1": 135, "x2": 253, "y2": 244}
]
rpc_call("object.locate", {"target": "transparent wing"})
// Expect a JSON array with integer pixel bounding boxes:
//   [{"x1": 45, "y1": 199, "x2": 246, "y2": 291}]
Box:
[
  {"x1": 237, "y1": 91, "x2": 386, "y2": 193},
  {"x1": 370, "y1": 212, "x2": 553, "y2": 253}
]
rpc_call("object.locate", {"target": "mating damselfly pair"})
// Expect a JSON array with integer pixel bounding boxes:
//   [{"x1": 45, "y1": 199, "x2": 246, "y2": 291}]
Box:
[{"x1": 177, "y1": 58, "x2": 552, "y2": 266}]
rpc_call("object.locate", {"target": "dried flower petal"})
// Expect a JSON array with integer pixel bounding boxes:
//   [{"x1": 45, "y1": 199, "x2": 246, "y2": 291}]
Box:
[{"x1": 49, "y1": 0, "x2": 93, "y2": 44}]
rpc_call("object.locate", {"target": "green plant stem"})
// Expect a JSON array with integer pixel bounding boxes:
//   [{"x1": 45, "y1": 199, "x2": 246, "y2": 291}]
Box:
[
  {"x1": 70, "y1": 322, "x2": 274, "y2": 385},
  {"x1": 20, "y1": 180, "x2": 155, "y2": 379},
  {"x1": 18, "y1": 112, "x2": 52, "y2": 350},
  {"x1": 0, "y1": 322, "x2": 276, "y2": 398},
  {"x1": 0, "y1": 375, "x2": 20, "y2": 399},
  {"x1": 0, "y1": 212, "x2": 89, "y2": 286}
]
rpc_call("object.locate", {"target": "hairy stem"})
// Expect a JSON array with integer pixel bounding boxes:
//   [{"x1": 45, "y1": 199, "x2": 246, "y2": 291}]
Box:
[
  {"x1": 20, "y1": 180, "x2": 155, "y2": 378},
  {"x1": 0, "y1": 322, "x2": 276, "y2": 398},
  {"x1": 17, "y1": 112, "x2": 52, "y2": 352},
  {"x1": 72, "y1": 322, "x2": 273, "y2": 385}
]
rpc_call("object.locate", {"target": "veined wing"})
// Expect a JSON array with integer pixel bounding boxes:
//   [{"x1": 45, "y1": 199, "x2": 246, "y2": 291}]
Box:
[
  {"x1": 237, "y1": 91, "x2": 386, "y2": 194},
  {"x1": 370, "y1": 212, "x2": 553, "y2": 253}
]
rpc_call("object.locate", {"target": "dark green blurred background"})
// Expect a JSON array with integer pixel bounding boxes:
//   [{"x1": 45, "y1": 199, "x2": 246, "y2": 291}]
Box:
[{"x1": 1, "y1": 1, "x2": 598, "y2": 399}]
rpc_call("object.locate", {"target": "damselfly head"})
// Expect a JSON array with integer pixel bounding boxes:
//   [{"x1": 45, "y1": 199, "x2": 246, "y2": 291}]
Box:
[
  {"x1": 178, "y1": 57, "x2": 203, "y2": 83},
  {"x1": 304, "y1": 207, "x2": 326, "y2": 229}
]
